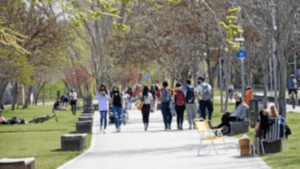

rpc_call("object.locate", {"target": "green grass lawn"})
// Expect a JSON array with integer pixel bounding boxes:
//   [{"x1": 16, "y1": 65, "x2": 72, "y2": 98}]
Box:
[
  {"x1": 0, "y1": 104, "x2": 92, "y2": 169},
  {"x1": 209, "y1": 99, "x2": 300, "y2": 169}
]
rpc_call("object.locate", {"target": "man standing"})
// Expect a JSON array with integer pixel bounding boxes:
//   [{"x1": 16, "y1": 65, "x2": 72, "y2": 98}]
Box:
[
  {"x1": 182, "y1": 80, "x2": 198, "y2": 129},
  {"x1": 156, "y1": 81, "x2": 174, "y2": 130},
  {"x1": 288, "y1": 74, "x2": 299, "y2": 104},
  {"x1": 197, "y1": 76, "x2": 214, "y2": 127}
]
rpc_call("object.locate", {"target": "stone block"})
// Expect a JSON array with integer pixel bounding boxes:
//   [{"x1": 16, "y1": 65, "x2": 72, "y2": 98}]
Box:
[
  {"x1": 0, "y1": 157, "x2": 35, "y2": 169},
  {"x1": 61, "y1": 133, "x2": 87, "y2": 151},
  {"x1": 76, "y1": 120, "x2": 92, "y2": 133},
  {"x1": 78, "y1": 116, "x2": 93, "y2": 122},
  {"x1": 80, "y1": 113, "x2": 93, "y2": 117},
  {"x1": 229, "y1": 121, "x2": 249, "y2": 135}
]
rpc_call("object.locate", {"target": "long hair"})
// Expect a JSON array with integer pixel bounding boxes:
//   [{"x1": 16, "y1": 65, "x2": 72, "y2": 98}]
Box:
[
  {"x1": 150, "y1": 85, "x2": 155, "y2": 91},
  {"x1": 98, "y1": 84, "x2": 108, "y2": 94},
  {"x1": 127, "y1": 87, "x2": 132, "y2": 92},
  {"x1": 112, "y1": 86, "x2": 120, "y2": 93},
  {"x1": 142, "y1": 86, "x2": 149, "y2": 98}
]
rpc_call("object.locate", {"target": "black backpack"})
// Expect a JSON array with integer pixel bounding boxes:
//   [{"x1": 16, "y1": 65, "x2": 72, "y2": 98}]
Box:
[{"x1": 186, "y1": 86, "x2": 195, "y2": 103}]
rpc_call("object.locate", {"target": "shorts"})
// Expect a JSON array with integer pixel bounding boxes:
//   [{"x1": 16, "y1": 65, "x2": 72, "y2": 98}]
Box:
[{"x1": 288, "y1": 89, "x2": 298, "y2": 95}]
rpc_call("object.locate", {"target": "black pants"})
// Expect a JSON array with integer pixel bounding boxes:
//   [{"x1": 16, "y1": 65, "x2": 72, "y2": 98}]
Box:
[
  {"x1": 175, "y1": 105, "x2": 185, "y2": 126},
  {"x1": 70, "y1": 100, "x2": 77, "y2": 112},
  {"x1": 142, "y1": 104, "x2": 151, "y2": 124},
  {"x1": 216, "y1": 114, "x2": 242, "y2": 131}
]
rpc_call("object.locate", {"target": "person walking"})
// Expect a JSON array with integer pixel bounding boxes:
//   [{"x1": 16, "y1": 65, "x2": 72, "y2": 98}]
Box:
[
  {"x1": 69, "y1": 89, "x2": 78, "y2": 115},
  {"x1": 110, "y1": 86, "x2": 123, "y2": 132},
  {"x1": 156, "y1": 81, "x2": 174, "y2": 130},
  {"x1": 173, "y1": 82, "x2": 185, "y2": 130},
  {"x1": 137, "y1": 86, "x2": 154, "y2": 131},
  {"x1": 96, "y1": 84, "x2": 110, "y2": 133},
  {"x1": 182, "y1": 80, "x2": 198, "y2": 130},
  {"x1": 150, "y1": 85, "x2": 157, "y2": 112},
  {"x1": 125, "y1": 87, "x2": 134, "y2": 110},
  {"x1": 197, "y1": 76, "x2": 214, "y2": 127}
]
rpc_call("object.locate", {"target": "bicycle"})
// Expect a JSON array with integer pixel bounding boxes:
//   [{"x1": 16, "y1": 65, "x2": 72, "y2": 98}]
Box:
[{"x1": 290, "y1": 91, "x2": 296, "y2": 109}]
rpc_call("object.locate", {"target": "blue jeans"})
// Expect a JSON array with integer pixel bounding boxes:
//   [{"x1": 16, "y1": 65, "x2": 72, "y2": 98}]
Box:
[
  {"x1": 100, "y1": 111, "x2": 107, "y2": 129},
  {"x1": 112, "y1": 106, "x2": 123, "y2": 128},
  {"x1": 199, "y1": 100, "x2": 214, "y2": 121},
  {"x1": 161, "y1": 102, "x2": 172, "y2": 128}
]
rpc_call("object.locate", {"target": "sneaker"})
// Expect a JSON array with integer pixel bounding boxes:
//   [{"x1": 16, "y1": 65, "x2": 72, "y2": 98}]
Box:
[
  {"x1": 100, "y1": 126, "x2": 102, "y2": 131},
  {"x1": 189, "y1": 124, "x2": 192, "y2": 130},
  {"x1": 207, "y1": 121, "x2": 212, "y2": 128},
  {"x1": 168, "y1": 125, "x2": 171, "y2": 130},
  {"x1": 103, "y1": 129, "x2": 106, "y2": 133}
]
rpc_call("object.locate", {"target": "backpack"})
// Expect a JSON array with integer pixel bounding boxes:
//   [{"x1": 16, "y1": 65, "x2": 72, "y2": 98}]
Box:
[
  {"x1": 175, "y1": 90, "x2": 185, "y2": 105},
  {"x1": 288, "y1": 79, "x2": 297, "y2": 89},
  {"x1": 202, "y1": 84, "x2": 212, "y2": 101},
  {"x1": 161, "y1": 89, "x2": 171, "y2": 102},
  {"x1": 186, "y1": 87, "x2": 195, "y2": 104}
]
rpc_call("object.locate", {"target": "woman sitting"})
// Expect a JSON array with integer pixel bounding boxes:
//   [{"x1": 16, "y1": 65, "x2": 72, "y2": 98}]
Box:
[{"x1": 211, "y1": 92, "x2": 248, "y2": 135}]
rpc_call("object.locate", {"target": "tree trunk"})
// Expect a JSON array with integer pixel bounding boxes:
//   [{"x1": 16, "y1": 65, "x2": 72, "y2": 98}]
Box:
[
  {"x1": 23, "y1": 86, "x2": 33, "y2": 109},
  {"x1": 34, "y1": 82, "x2": 46, "y2": 105},
  {"x1": 85, "y1": 84, "x2": 91, "y2": 96},
  {"x1": 224, "y1": 54, "x2": 230, "y2": 111},
  {"x1": 234, "y1": 59, "x2": 241, "y2": 88},
  {"x1": 263, "y1": 61, "x2": 269, "y2": 108},
  {"x1": 11, "y1": 81, "x2": 18, "y2": 110},
  {"x1": 171, "y1": 77, "x2": 175, "y2": 89},
  {"x1": 278, "y1": 49, "x2": 287, "y2": 120},
  {"x1": 181, "y1": 69, "x2": 189, "y2": 86},
  {"x1": 77, "y1": 85, "x2": 83, "y2": 98},
  {"x1": 0, "y1": 78, "x2": 9, "y2": 106}
]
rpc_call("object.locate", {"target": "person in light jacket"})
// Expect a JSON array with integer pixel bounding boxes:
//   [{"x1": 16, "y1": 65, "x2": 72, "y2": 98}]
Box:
[{"x1": 96, "y1": 84, "x2": 110, "y2": 133}]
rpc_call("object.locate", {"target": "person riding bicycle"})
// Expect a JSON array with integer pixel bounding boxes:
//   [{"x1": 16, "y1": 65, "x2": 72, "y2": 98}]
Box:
[{"x1": 288, "y1": 74, "x2": 299, "y2": 104}]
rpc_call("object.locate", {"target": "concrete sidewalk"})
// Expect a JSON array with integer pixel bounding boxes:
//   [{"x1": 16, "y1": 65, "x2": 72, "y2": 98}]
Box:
[{"x1": 58, "y1": 107, "x2": 270, "y2": 169}]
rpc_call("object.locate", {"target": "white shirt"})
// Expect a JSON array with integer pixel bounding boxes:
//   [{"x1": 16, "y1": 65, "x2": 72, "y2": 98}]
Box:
[
  {"x1": 69, "y1": 92, "x2": 77, "y2": 100},
  {"x1": 140, "y1": 93, "x2": 153, "y2": 104},
  {"x1": 196, "y1": 82, "x2": 212, "y2": 100}
]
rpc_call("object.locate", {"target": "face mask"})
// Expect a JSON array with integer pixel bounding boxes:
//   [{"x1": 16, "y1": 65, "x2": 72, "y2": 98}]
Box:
[
  {"x1": 235, "y1": 101, "x2": 241, "y2": 107},
  {"x1": 198, "y1": 81, "x2": 201, "y2": 84}
]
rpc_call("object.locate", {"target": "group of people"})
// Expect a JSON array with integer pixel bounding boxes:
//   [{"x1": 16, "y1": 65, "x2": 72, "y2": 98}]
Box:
[
  {"x1": 53, "y1": 89, "x2": 78, "y2": 113},
  {"x1": 95, "y1": 76, "x2": 251, "y2": 135}
]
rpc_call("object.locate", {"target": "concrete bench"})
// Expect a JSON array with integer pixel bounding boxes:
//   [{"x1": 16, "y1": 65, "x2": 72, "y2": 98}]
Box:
[
  {"x1": 78, "y1": 116, "x2": 93, "y2": 122},
  {"x1": 0, "y1": 157, "x2": 35, "y2": 169},
  {"x1": 83, "y1": 107, "x2": 94, "y2": 113},
  {"x1": 80, "y1": 113, "x2": 93, "y2": 117},
  {"x1": 76, "y1": 120, "x2": 92, "y2": 133},
  {"x1": 61, "y1": 133, "x2": 87, "y2": 151}
]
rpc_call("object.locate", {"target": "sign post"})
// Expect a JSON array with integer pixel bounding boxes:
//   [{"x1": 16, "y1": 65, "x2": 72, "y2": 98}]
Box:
[{"x1": 237, "y1": 49, "x2": 248, "y2": 100}]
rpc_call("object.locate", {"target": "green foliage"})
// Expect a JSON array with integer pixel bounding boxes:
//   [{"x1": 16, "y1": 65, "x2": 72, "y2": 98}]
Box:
[{"x1": 220, "y1": 6, "x2": 244, "y2": 51}]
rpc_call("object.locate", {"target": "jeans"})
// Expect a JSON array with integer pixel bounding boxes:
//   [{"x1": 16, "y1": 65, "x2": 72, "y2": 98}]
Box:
[
  {"x1": 141, "y1": 104, "x2": 151, "y2": 124},
  {"x1": 186, "y1": 103, "x2": 197, "y2": 125},
  {"x1": 161, "y1": 102, "x2": 172, "y2": 128},
  {"x1": 175, "y1": 105, "x2": 185, "y2": 127},
  {"x1": 100, "y1": 111, "x2": 108, "y2": 129},
  {"x1": 199, "y1": 100, "x2": 213, "y2": 121},
  {"x1": 112, "y1": 106, "x2": 123, "y2": 128}
]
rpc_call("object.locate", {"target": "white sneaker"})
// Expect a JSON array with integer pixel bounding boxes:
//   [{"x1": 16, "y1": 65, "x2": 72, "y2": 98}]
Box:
[
  {"x1": 103, "y1": 129, "x2": 106, "y2": 133},
  {"x1": 100, "y1": 126, "x2": 102, "y2": 131}
]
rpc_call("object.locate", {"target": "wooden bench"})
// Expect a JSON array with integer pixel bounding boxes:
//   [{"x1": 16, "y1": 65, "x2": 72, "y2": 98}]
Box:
[
  {"x1": 61, "y1": 133, "x2": 87, "y2": 151},
  {"x1": 76, "y1": 120, "x2": 93, "y2": 133},
  {"x1": 0, "y1": 157, "x2": 35, "y2": 169}
]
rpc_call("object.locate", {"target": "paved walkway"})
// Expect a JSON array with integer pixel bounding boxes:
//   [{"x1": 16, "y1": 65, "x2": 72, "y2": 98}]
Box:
[{"x1": 58, "y1": 107, "x2": 270, "y2": 169}]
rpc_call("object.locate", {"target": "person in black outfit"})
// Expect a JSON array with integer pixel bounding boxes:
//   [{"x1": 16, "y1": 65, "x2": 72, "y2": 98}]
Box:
[
  {"x1": 110, "y1": 86, "x2": 123, "y2": 132},
  {"x1": 137, "y1": 86, "x2": 154, "y2": 131},
  {"x1": 173, "y1": 82, "x2": 185, "y2": 130}
]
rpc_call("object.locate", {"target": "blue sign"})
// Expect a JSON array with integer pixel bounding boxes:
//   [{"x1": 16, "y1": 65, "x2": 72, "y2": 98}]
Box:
[
  {"x1": 236, "y1": 49, "x2": 247, "y2": 59},
  {"x1": 145, "y1": 74, "x2": 151, "y2": 80}
]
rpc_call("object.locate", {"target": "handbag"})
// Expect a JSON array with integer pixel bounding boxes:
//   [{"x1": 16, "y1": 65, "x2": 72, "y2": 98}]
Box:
[{"x1": 135, "y1": 95, "x2": 145, "y2": 111}]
